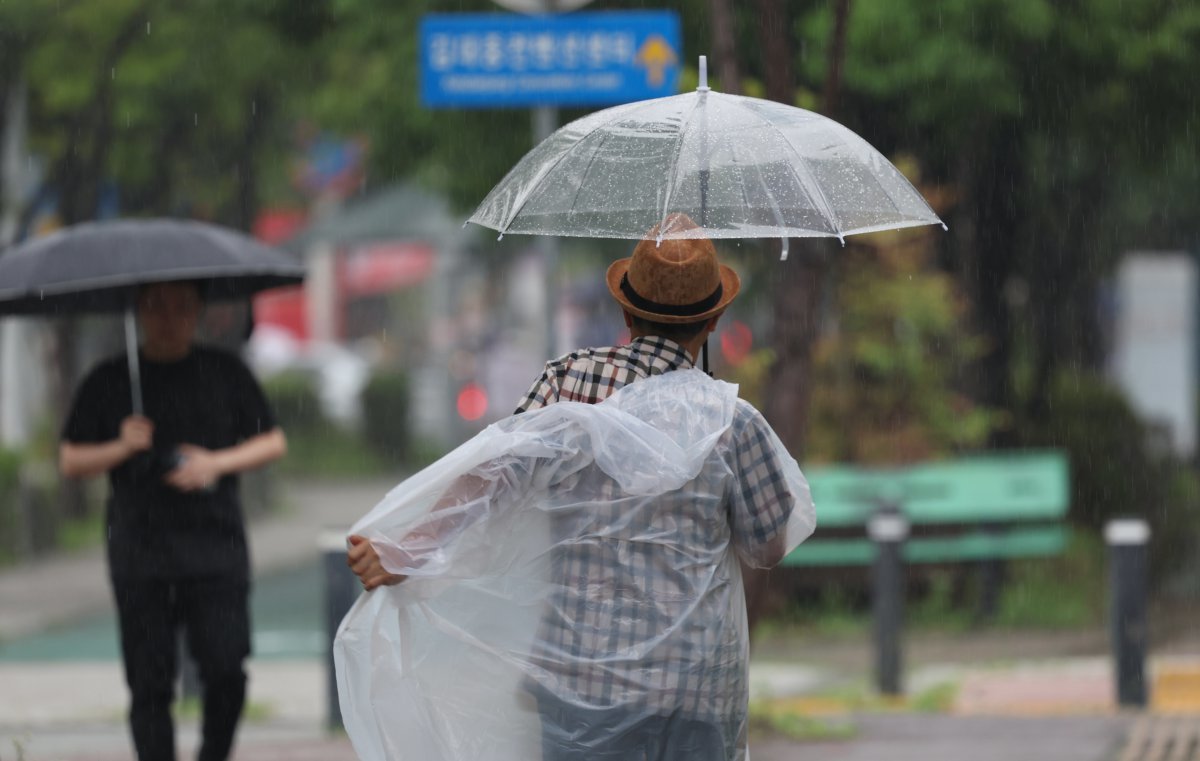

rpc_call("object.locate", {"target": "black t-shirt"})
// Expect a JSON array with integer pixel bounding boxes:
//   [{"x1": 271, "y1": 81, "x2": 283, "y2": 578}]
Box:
[{"x1": 62, "y1": 345, "x2": 277, "y2": 580}]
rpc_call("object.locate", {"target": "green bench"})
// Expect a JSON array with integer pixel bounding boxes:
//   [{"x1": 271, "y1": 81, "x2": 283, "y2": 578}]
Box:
[{"x1": 782, "y1": 450, "x2": 1071, "y2": 569}]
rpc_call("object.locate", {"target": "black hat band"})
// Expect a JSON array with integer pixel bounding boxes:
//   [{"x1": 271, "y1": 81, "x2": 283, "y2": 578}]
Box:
[{"x1": 620, "y1": 273, "x2": 723, "y2": 318}]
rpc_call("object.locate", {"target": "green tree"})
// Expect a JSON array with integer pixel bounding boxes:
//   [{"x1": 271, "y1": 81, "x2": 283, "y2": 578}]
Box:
[
  {"x1": 800, "y1": 0, "x2": 1200, "y2": 432},
  {"x1": 3, "y1": 0, "x2": 325, "y2": 519},
  {"x1": 807, "y1": 217, "x2": 996, "y2": 465}
]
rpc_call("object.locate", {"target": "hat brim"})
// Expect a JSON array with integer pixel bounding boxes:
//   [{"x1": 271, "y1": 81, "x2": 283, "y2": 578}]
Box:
[{"x1": 606, "y1": 258, "x2": 740, "y2": 324}]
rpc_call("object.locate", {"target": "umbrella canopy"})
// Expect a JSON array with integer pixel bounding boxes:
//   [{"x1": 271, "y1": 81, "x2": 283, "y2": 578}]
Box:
[
  {"x1": 0, "y1": 217, "x2": 305, "y2": 315},
  {"x1": 0, "y1": 217, "x2": 306, "y2": 415},
  {"x1": 470, "y1": 57, "x2": 944, "y2": 257}
]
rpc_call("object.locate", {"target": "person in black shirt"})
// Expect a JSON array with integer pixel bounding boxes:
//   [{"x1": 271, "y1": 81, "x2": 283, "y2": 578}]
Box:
[{"x1": 60, "y1": 281, "x2": 287, "y2": 761}]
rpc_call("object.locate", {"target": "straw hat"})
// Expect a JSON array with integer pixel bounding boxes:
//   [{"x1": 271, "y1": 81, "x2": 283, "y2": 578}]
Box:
[{"x1": 606, "y1": 214, "x2": 740, "y2": 324}]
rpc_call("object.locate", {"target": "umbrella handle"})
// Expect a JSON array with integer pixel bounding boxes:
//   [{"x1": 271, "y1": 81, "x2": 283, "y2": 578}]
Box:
[{"x1": 124, "y1": 307, "x2": 143, "y2": 416}]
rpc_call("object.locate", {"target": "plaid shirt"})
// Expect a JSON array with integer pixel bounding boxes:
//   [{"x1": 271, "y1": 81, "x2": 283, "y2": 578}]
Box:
[
  {"x1": 514, "y1": 335, "x2": 696, "y2": 412},
  {"x1": 513, "y1": 338, "x2": 802, "y2": 735}
]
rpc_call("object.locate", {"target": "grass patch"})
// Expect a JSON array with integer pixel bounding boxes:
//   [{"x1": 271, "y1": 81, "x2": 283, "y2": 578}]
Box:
[
  {"x1": 56, "y1": 509, "x2": 105, "y2": 553},
  {"x1": 748, "y1": 697, "x2": 857, "y2": 741},
  {"x1": 992, "y1": 531, "x2": 1105, "y2": 629},
  {"x1": 4, "y1": 734, "x2": 30, "y2": 761},
  {"x1": 761, "y1": 531, "x2": 1106, "y2": 637},
  {"x1": 751, "y1": 678, "x2": 958, "y2": 732},
  {"x1": 175, "y1": 696, "x2": 273, "y2": 722},
  {"x1": 747, "y1": 679, "x2": 956, "y2": 742},
  {"x1": 909, "y1": 681, "x2": 959, "y2": 712},
  {"x1": 277, "y1": 425, "x2": 396, "y2": 479}
]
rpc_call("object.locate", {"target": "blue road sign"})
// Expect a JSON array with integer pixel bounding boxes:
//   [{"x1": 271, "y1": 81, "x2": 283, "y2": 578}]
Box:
[{"x1": 419, "y1": 11, "x2": 682, "y2": 108}]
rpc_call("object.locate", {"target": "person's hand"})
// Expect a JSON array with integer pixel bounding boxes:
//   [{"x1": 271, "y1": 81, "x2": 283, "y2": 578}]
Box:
[
  {"x1": 164, "y1": 444, "x2": 222, "y2": 492},
  {"x1": 118, "y1": 415, "x2": 154, "y2": 457},
  {"x1": 347, "y1": 535, "x2": 406, "y2": 590}
]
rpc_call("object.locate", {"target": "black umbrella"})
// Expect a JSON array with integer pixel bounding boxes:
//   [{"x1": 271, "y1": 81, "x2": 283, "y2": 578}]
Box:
[{"x1": 0, "y1": 217, "x2": 306, "y2": 413}]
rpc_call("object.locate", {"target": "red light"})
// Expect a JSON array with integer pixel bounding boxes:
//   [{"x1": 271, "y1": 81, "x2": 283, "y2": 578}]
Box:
[
  {"x1": 456, "y1": 383, "x2": 488, "y2": 421},
  {"x1": 720, "y1": 320, "x2": 753, "y2": 365}
]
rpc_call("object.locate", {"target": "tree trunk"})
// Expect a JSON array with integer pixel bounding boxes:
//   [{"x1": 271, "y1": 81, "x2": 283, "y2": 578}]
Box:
[
  {"x1": 764, "y1": 242, "x2": 830, "y2": 456},
  {"x1": 1026, "y1": 165, "x2": 1106, "y2": 421},
  {"x1": 755, "y1": 0, "x2": 794, "y2": 104},
  {"x1": 233, "y1": 88, "x2": 269, "y2": 233},
  {"x1": 707, "y1": 0, "x2": 741, "y2": 94},
  {"x1": 823, "y1": 0, "x2": 853, "y2": 115},
  {"x1": 965, "y1": 119, "x2": 1023, "y2": 444},
  {"x1": 744, "y1": 0, "x2": 849, "y2": 635},
  {"x1": 48, "y1": 6, "x2": 150, "y2": 520}
]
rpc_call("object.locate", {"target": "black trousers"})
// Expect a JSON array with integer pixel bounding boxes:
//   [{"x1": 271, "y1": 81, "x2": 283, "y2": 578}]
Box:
[
  {"x1": 112, "y1": 574, "x2": 251, "y2": 761},
  {"x1": 535, "y1": 690, "x2": 730, "y2": 761}
]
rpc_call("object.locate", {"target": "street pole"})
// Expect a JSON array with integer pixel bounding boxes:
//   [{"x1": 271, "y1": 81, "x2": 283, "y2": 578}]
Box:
[
  {"x1": 1106, "y1": 518, "x2": 1150, "y2": 708},
  {"x1": 0, "y1": 79, "x2": 29, "y2": 447},
  {"x1": 532, "y1": 106, "x2": 559, "y2": 359},
  {"x1": 869, "y1": 504, "x2": 908, "y2": 696},
  {"x1": 533, "y1": 0, "x2": 561, "y2": 360}
]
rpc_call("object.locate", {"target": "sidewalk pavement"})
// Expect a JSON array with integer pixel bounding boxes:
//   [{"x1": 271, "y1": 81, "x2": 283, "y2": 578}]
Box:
[{"x1": 0, "y1": 476, "x2": 1196, "y2": 760}]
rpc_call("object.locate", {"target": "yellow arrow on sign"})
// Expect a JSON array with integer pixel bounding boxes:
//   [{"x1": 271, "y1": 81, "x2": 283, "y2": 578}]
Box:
[{"x1": 635, "y1": 35, "x2": 678, "y2": 88}]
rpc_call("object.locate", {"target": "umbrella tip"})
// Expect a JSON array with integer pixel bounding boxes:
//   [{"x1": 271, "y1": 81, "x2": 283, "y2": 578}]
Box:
[
  {"x1": 941, "y1": 222, "x2": 949, "y2": 231},
  {"x1": 497, "y1": 233, "x2": 504, "y2": 241},
  {"x1": 698, "y1": 56, "x2": 709, "y2": 91}
]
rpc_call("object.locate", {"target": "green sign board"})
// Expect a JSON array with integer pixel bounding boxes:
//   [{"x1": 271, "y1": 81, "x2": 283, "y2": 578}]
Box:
[{"x1": 804, "y1": 450, "x2": 1070, "y2": 528}]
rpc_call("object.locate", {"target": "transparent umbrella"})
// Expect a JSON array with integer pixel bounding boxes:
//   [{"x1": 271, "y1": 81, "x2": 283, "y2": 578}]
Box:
[{"x1": 470, "y1": 57, "x2": 945, "y2": 259}]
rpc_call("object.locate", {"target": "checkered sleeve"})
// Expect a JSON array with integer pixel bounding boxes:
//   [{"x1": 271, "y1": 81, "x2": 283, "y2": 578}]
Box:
[
  {"x1": 514, "y1": 362, "x2": 562, "y2": 414},
  {"x1": 727, "y1": 402, "x2": 814, "y2": 568}
]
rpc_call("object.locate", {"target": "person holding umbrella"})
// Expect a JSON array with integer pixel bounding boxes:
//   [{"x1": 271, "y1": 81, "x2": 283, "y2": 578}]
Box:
[
  {"x1": 343, "y1": 215, "x2": 815, "y2": 760},
  {"x1": 59, "y1": 279, "x2": 286, "y2": 761}
]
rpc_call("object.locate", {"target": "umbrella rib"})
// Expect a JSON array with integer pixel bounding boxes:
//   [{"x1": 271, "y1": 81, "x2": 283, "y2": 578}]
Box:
[
  {"x1": 746, "y1": 100, "x2": 846, "y2": 240},
  {"x1": 745, "y1": 151, "x2": 794, "y2": 240},
  {"x1": 563, "y1": 130, "x2": 613, "y2": 222},
  {"x1": 852, "y1": 142, "x2": 940, "y2": 230},
  {"x1": 496, "y1": 102, "x2": 646, "y2": 233},
  {"x1": 659, "y1": 93, "x2": 706, "y2": 235}
]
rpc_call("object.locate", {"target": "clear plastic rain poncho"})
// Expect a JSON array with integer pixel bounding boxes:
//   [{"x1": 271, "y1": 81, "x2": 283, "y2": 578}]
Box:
[{"x1": 335, "y1": 370, "x2": 815, "y2": 761}]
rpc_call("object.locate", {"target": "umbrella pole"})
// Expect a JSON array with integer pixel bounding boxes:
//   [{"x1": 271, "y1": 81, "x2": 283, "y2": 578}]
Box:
[
  {"x1": 124, "y1": 306, "x2": 144, "y2": 416},
  {"x1": 702, "y1": 338, "x2": 711, "y2": 376}
]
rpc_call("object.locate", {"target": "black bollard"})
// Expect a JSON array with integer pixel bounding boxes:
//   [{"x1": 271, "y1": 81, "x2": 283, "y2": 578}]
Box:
[
  {"x1": 1106, "y1": 518, "x2": 1150, "y2": 708},
  {"x1": 322, "y1": 529, "x2": 360, "y2": 731},
  {"x1": 869, "y1": 505, "x2": 908, "y2": 696}
]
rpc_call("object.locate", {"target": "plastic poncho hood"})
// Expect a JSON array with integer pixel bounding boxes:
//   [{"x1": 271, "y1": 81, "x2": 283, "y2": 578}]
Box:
[{"x1": 335, "y1": 369, "x2": 815, "y2": 761}]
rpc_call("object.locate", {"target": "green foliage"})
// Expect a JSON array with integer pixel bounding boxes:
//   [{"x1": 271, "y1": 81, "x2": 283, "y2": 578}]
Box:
[
  {"x1": 0, "y1": 449, "x2": 70, "y2": 564},
  {"x1": 296, "y1": 0, "x2": 536, "y2": 209},
  {"x1": 9, "y1": 0, "x2": 318, "y2": 224},
  {"x1": 280, "y1": 425, "x2": 388, "y2": 478},
  {"x1": 359, "y1": 368, "x2": 410, "y2": 465},
  {"x1": 909, "y1": 682, "x2": 959, "y2": 713},
  {"x1": 0, "y1": 449, "x2": 22, "y2": 564},
  {"x1": 806, "y1": 227, "x2": 999, "y2": 465},
  {"x1": 262, "y1": 370, "x2": 324, "y2": 436},
  {"x1": 54, "y1": 508, "x2": 105, "y2": 554},
  {"x1": 176, "y1": 695, "x2": 272, "y2": 722},
  {"x1": 1018, "y1": 372, "x2": 1200, "y2": 586},
  {"x1": 993, "y1": 532, "x2": 1105, "y2": 629},
  {"x1": 747, "y1": 699, "x2": 858, "y2": 741},
  {"x1": 1020, "y1": 373, "x2": 1165, "y2": 529},
  {"x1": 261, "y1": 370, "x2": 390, "y2": 477}
]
